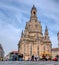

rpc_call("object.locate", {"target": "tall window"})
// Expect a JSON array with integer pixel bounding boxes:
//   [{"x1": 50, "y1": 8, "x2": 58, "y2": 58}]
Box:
[
  {"x1": 44, "y1": 45, "x2": 45, "y2": 53},
  {"x1": 30, "y1": 44, "x2": 32, "y2": 56}
]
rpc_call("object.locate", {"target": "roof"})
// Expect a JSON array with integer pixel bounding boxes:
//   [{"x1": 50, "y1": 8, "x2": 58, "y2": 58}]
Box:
[
  {"x1": 10, "y1": 51, "x2": 18, "y2": 54},
  {"x1": 0, "y1": 44, "x2": 2, "y2": 49},
  {"x1": 32, "y1": 5, "x2": 36, "y2": 10},
  {"x1": 57, "y1": 32, "x2": 59, "y2": 35},
  {"x1": 52, "y1": 48, "x2": 59, "y2": 51}
]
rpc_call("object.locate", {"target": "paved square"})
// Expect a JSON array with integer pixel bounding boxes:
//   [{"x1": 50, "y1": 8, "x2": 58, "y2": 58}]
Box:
[{"x1": 0, "y1": 61, "x2": 59, "y2": 65}]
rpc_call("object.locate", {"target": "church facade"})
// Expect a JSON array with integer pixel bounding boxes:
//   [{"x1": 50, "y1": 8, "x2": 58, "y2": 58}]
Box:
[{"x1": 18, "y1": 5, "x2": 52, "y2": 60}]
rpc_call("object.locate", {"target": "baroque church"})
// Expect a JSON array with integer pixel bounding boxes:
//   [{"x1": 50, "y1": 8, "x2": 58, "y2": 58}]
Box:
[{"x1": 18, "y1": 5, "x2": 52, "y2": 60}]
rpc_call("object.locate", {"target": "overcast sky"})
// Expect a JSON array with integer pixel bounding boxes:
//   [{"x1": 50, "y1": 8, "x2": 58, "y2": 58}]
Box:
[{"x1": 0, "y1": 0, "x2": 59, "y2": 56}]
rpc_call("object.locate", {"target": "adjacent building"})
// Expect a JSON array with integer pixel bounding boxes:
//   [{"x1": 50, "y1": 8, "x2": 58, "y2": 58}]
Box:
[
  {"x1": 52, "y1": 48, "x2": 59, "y2": 58},
  {"x1": 52, "y1": 32, "x2": 59, "y2": 58},
  {"x1": 18, "y1": 5, "x2": 52, "y2": 60},
  {"x1": 0, "y1": 44, "x2": 4, "y2": 61},
  {"x1": 58, "y1": 32, "x2": 59, "y2": 50},
  {"x1": 5, "y1": 51, "x2": 18, "y2": 61},
  {"x1": 58, "y1": 32, "x2": 59, "y2": 55}
]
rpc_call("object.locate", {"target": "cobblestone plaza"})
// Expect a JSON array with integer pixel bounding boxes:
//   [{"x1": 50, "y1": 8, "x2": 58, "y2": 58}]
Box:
[{"x1": 0, "y1": 61, "x2": 59, "y2": 65}]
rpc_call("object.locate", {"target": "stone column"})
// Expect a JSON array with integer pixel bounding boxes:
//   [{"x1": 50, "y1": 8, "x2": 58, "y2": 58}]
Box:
[
  {"x1": 37, "y1": 43, "x2": 39, "y2": 58},
  {"x1": 24, "y1": 40, "x2": 26, "y2": 60}
]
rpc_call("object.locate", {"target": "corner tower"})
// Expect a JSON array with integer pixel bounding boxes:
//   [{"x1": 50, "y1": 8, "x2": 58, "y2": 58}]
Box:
[
  {"x1": 43, "y1": 26, "x2": 52, "y2": 58},
  {"x1": 44, "y1": 26, "x2": 49, "y2": 40}
]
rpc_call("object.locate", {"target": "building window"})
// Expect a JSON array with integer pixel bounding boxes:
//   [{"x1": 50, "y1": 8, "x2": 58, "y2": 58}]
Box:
[{"x1": 44, "y1": 45, "x2": 45, "y2": 53}]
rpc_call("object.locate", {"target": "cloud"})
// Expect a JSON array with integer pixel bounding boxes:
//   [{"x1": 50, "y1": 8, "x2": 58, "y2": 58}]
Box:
[{"x1": 0, "y1": 22, "x2": 21, "y2": 55}]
